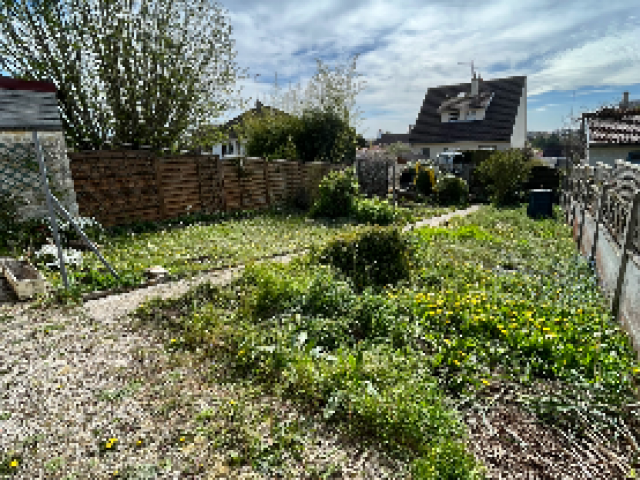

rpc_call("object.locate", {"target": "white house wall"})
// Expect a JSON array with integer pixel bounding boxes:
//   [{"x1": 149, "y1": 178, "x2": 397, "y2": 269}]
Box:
[
  {"x1": 207, "y1": 139, "x2": 245, "y2": 157},
  {"x1": 410, "y1": 142, "x2": 511, "y2": 158},
  {"x1": 588, "y1": 146, "x2": 640, "y2": 167},
  {"x1": 510, "y1": 78, "x2": 527, "y2": 148}
]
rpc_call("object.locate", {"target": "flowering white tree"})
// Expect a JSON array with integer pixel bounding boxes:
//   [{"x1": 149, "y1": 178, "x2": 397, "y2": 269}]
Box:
[{"x1": 263, "y1": 54, "x2": 367, "y2": 133}]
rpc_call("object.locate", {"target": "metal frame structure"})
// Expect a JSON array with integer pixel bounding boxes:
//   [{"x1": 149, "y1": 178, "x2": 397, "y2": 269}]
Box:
[{"x1": 32, "y1": 131, "x2": 119, "y2": 290}]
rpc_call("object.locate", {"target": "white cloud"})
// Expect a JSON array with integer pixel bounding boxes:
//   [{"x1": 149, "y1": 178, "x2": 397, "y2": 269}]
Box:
[{"x1": 2, "y1": 0, "x2": 639, "y2": 136}]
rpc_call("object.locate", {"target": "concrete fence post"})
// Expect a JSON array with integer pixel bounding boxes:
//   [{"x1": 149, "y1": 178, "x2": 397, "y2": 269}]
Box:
[
  {"x1": 590, "y1": 183, "x2": 610, "y2": 264},
  {"x1": 577, "y1": 196, "x2": 587, "y2": 252},
  {"x1": 611, "y1": 191, "x2": 640, "y2": 322}
]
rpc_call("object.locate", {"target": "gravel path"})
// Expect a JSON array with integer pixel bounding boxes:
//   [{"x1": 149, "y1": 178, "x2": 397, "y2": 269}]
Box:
[{"x1": 0, "y1": 206, "x2": 483, "y2": 479}]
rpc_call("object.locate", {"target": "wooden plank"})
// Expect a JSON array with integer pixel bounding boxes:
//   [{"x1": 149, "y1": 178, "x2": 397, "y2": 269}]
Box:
[
  {"x1": 216, "y1": 156, "x2": 227, "y2": 212},
  {"x1": 153, "y1": 157, "x2": 167, "y2": 219}
]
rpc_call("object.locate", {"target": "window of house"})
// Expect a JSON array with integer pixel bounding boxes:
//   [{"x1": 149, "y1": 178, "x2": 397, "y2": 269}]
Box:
[
  {"x1": 222, "y1": 145, "x2": 227, "y2": 156},
  {"x1": 422, "y1": 147, "x2": 430, "y2": 157},
  {"x1": 466, "y1": 110, "x2": 477, "y2": 121},
  {"x1": 449, "y1": 112, "x2": 459, "y2": 122},
  {"x1": 228, "y1": 143, "x2": 234, "y2": 154}
]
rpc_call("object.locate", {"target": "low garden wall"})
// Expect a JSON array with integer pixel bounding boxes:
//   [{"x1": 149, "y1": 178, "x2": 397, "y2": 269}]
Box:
[
  {"x1": 0, "y1": 131, "x2": 80, "y2": 221},
  {"x1": 563, "y1": 160, "x2": 640, "y2": 359}
]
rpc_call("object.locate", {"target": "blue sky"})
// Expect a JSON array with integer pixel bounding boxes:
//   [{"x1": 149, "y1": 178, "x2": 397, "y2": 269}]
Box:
[{"x1": 3, "y1": 0, "x2": 640, "y2": 140}]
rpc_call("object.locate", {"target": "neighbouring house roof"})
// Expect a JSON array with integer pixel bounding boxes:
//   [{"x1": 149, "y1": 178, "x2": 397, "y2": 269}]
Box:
[
  {"x1": 409, "y1": 75, "x2": 526, "y2": 144},
  {"x1": 583, "y1": 107, "x2": 640, "y2": 146},
  {"x1": 0, "y1": 75, "x2": 62, "y2": 131},
  {"x1": 437, "y1": 89, "x2": 493, "y2": 113},
  {"x1": 220, "y1": 100, "x2": 294, "y2": 140},
  {"x1": 372, "y1": 133, "x2": 411, "y2": 146}
]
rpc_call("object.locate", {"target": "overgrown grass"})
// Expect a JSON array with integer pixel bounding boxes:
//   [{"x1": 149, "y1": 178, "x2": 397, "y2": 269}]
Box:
[
  {"x1": 127, "y1": 203, "x2": 640, "y2": 477},
  {"x1": 23, "y1": 203, "x2": 450, "y2": 306}
]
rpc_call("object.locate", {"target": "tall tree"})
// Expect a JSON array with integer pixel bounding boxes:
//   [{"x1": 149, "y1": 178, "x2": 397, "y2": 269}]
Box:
[
  {"x1": 0, "y1": 0, "x2": 251, "y2": 152},
  {"x1": 264, "y1": 55, "x2": 367, "y2": 134}
]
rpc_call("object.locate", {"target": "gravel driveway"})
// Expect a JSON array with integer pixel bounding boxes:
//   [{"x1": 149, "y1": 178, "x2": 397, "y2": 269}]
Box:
[{"x1": 1, "y1": 206, "x2": 482, "y2": 478}]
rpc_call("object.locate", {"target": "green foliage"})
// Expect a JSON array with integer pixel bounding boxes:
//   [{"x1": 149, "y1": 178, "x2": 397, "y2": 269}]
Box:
[
  {"x1": 356, "y1": 133, "x2": 367, "y2": 148},
  {"x1": 475, "y1": 149, "x2": 533, "y2": 205},
  {"x1": 415, "y1": 166, "x2": 436, "y2": 196},
  {"x1": 412, "y1": 439, "x2": 485, "y2": 480},
  {"x1": 294, "y1": 106, "x2": 356, "y2": 164},
  {"x1": 0, "y1": 192, "x2": 55, "y2": 255},
  {"x1": 238, "y1": 110, "x2": 302, "y2": 161},
  {"x1": 435, "y1": 175, "x2": 469, "y2": 206},
  {"x1": 352, "y1": 197, "x2": 396, "y2": 226},
  {"x1": 309, "y1": 168, "x2": 360, "y2": 219},
  {"x1": 384, "y1": 141, "x2": 413, "y2": 159},
  {"x1": 316, "y1": 225, "x2": 412, "y2": 292}
]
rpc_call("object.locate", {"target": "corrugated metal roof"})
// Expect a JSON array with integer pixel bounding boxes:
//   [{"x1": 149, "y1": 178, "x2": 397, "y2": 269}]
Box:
[{"x1": 0, "y1": 76, "x2": 62, "y2": 131}]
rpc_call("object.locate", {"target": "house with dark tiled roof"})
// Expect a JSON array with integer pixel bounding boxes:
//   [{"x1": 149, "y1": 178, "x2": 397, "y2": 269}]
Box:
[
  {"x1": 205, "y1": 100, "x2": 295, "y2": 157},
  {"x1": 581, "y1": 92, "x2": 640, "y2": 167},
  {"x1": 408, "y1": 74, "x2": 527, "y2": 159}
]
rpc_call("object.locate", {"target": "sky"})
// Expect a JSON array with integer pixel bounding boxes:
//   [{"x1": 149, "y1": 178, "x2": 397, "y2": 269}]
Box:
[{"x1": 3, "y1": 0, "x2": 640, "y2": 140}]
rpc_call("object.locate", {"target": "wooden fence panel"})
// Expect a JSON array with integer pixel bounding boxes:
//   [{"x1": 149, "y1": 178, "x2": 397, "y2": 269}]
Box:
[
  {"x1": 69, "y1": 150, "x2": 348, "y2": 225},
  {"x1": 69, "y1": 150, "x2": 161, "y2": 227}
]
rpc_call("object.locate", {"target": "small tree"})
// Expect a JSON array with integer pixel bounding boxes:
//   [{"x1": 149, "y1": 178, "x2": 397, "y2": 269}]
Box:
[
  {"x1": 384, "y1": 142, "x2": 413, "y2": 159},
  {"x1": 294, "y1": 105, "x2": 356, "y2": 164},
  {"x1": 234, "y1": 109, "x2": 302, "y2": 160},
  {"x1": 476, "y1": 148, "x2": 533, "y2": 205}
]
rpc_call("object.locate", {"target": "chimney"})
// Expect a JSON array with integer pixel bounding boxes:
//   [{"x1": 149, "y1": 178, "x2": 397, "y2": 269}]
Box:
[
  {"x1": 622, "y1": 91, "x2": 629, "y2": 107},
  {"x1": 471, "y1": 72, "x2": 479, "y2": 96}
]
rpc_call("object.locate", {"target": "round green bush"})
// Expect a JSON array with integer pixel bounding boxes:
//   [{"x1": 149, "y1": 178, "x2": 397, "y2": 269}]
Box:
[
  {"x1": 415, "y1": 166, "x2": 436, "y2": 196},
  {"x1": 435, "y1": 175, "x2": 469, "y2": 206},
  {"x1": 316, "y1": 225, "x2": 412, "y2": 292},
  {"x1": 352, "y1": 197, "x2": 396, "y2": 226},
  {"x1": 309, "y1": 168, "x2": 360, "y2": 219}
]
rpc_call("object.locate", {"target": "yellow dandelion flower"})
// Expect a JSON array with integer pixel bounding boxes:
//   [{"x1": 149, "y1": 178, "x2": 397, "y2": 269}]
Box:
[
  {"x1": 10, "y1": 460, "x2": 18, "y2": 468},
  {"x1": 481, "y1": 379, "x2": 489, "y2": 386},
  {"x1": 171, "y1": 338, "x2": 177, "y2": 343},
  {"x1": 180, "y1": 437, "x2": 185, "y2": 442}
]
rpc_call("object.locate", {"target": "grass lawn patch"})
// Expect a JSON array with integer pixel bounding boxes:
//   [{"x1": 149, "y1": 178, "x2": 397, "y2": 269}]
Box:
[
  {"x1": 130, "y1": 203, "x2": 640, "y2": 477},
  {"x1": 22, "y1": 203, "x2": 451, "y2": 306}
]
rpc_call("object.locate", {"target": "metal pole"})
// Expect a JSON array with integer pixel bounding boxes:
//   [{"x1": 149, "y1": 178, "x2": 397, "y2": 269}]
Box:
[
  {"x1": 393, "y1": 159, "x2": 397, "y2": 210},
  {"x1": 33, "y1": 131, "x2": 69, "y2": 290},
  {"x1": 50, "y1": 195, "x2": 119, "y2": 280}
]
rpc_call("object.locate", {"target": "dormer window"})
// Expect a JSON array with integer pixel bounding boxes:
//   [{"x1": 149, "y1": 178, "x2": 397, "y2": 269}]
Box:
[
  {"x1": 448, "y1": 112, "x2": 459, "y2": 122},
  {"x1": 466, "y1": 110, "x2": 477, "y2": 121}
]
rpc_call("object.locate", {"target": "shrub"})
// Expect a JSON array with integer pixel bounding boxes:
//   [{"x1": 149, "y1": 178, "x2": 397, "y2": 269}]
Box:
[
  {"x1": 235, "y1": 109, "x2": 302, "y2": 161},
  {"x1": 316, "y1": 225, "x2": 412, "y2": 292},
  {"x1": 411, "y1": 439, "x2": 485, "y2": 480},
  {"x1": 415, "y1": 166, "x2": 436, "y2": 196},
  {"x1": 435, "y1": 175, "x2": 469, "y2": 206},
  {"x1": 309, "y1": 168, "x2": 359, "y2": 219},
  {"x1": 475, "y1": 148, "x2": 533, "y2": 205},
  {"x1": 298, "y1": 267, "x2": 357, "y2": 318},
  {"x1": 293, "y1": 106, "x2": 356, "y2": 164},
  {"x1": 352, "y1": 197, "x2": 396, "y2": 226}
]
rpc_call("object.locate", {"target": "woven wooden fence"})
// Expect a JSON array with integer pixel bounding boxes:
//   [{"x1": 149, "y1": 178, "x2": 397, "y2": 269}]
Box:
[{"x1": 68, "y1": 150, "x2": 349, "y2": 227}]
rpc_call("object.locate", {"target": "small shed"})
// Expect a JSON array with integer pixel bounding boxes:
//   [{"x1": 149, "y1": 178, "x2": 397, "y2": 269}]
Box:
[{"x1": 0, "y1": 75, "x2": 79, "y2": 221}]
